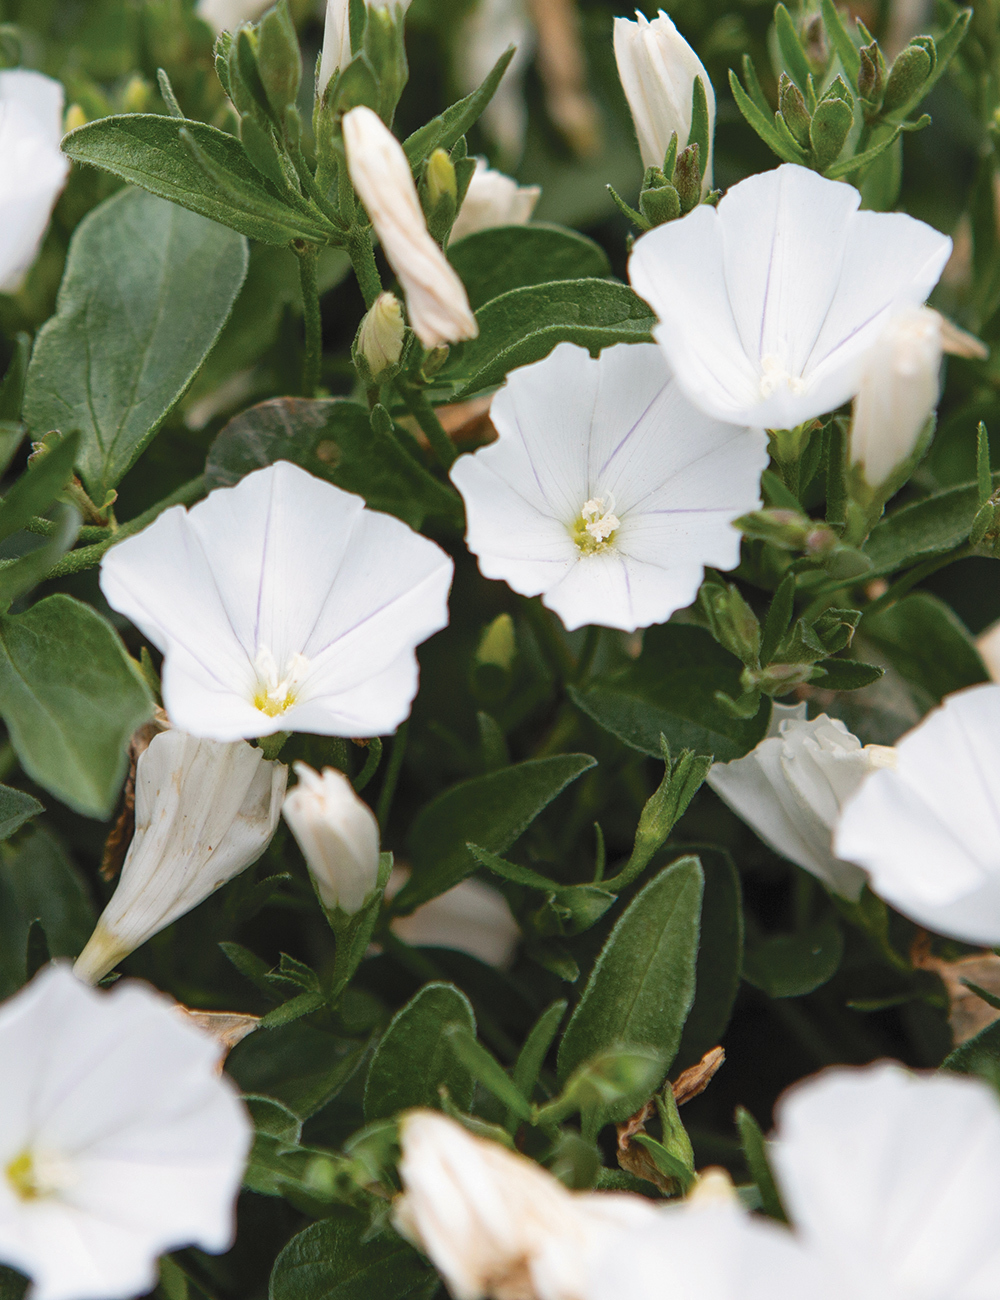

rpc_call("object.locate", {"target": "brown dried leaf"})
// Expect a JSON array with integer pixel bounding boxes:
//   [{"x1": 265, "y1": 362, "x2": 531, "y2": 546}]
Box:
[
  {"x1": 913, "y1": 938, "x2": 1000, "y2": 1046},
  {"x1": 180, "y1": 1009, "x2": 260, "y2": 1059},
  {"x1": 672, "y1": 1046, "x2": 726, "y2": 1105}
]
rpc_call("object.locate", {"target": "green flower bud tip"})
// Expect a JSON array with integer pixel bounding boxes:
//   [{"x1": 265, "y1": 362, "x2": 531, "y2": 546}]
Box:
[{"x1": 425, "y1": 148, "x2": 458, "y2": 209}]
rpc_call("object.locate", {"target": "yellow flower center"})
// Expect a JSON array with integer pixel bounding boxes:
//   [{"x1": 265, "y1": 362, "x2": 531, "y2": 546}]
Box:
[
  {"x1": 571, "y1": 497, "x2": 620, "y2": 554},
  {"x1": 6, "y1": 1149, "x2": 75, "y2": 1201},
  {"x1": 252, "y1": 649, "x2": 311, "y2": 717}
]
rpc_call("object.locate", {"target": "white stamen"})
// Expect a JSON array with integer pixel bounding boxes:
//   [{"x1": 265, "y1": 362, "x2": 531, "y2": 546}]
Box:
[
  {"x1": 252, "y1": 648, "x2": 311, "y2": 717},
  {"x1": 575, "y1": 497, "x2": 621, "y2": 551},
  {"x1": 759, "y1": 353, "x2": 807, "y2": 399}
]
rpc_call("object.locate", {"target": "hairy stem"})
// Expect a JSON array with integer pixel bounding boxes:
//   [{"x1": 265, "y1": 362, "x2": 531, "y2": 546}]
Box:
[{"x1": 296, "y1": 243, "x2": 323, "y2": 398}]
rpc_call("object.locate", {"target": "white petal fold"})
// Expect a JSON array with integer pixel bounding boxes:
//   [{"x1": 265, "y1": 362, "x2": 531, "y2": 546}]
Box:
[
  {"x1": 450, "y1": 341, "x2": 768, "y2": 632},
  {"x1": 628, "y1": 164, "x2": 952, "y2": 429},
  {"x1": 99, "y1": 461, "x2": 454, "y2": 742}
]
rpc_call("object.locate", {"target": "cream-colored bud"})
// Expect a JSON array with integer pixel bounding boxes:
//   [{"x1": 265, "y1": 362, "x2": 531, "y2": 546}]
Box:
[
  {"x1": 74, "y1": 732, "x2": 287, "y2": 984},
  {"x1": 357, "y1": 291, "x2": 406, "y2": 379},
  {"x1": 850, "y1": 306, "x2": 942, "y2": 489},
  {"x1": 318, "y1": 0, "x2": 414, "y2": 97},
  {"x1": 394, "y1": 1111, "x2": 661, "y2": 1300},
  {"x1": 614, "y1": 10, "x2": 716, "y2": 184},
  {"x1": 451, "y1": 159, "x2": 541, "y2": 242},
  {"x1": 283, "y1": 762, "x2": 380, "y2": 915},
  {"x1": 343, "y1": 106, "x2": 479, "y2": 349}
]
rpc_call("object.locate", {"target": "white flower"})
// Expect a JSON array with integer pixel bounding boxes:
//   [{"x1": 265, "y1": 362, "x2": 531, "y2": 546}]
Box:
[
  {"x1": 708, "y1": 703, "x2": 895, "y2": 900},
  {"x1": 342, "y1": 106, "x2": 479, "y2": 349},
  {"x1": 0, "y1": 964, "x2": 251, "y2": 1300},
  {"x1": 835, "y1": 682, "x2": 1000, "y2": 944},
  {"x1": 356, "y1": 291, "x2": 406, "y2": 379},
  {"x1": 388, "y1": 869, "x2": 520, "y2": 968},
  {"x1": 283, "y1": 762, "x2": 380, "y2": 916},
  {"x1": 770, "y1": 1063, "x2": 1000, "y2": 1300},
  {"x1": 0, "y1": 70, "x2": 70, "y2": 295},
  {"x1": 394, "y1": 1110, "x2": 660, "y2": 1300},
  {"x1": 628, "y1": 164, "x2": 952, "y2": 430},
  {"x1": 318, "y1": 0, "x2": 414, "y2": 97},
  {"x1": 99, "y1": 461, "x2": 453, "y2": 742},
  {"x1": 850, "y1": 306, "x2": 942, "y2": 489},
  {"x1": 451, "y1": 159, "x2": 541, "y2": 242},
  {"x1": 614, "y1": 10, "x2": 716, "y2": 183},
  {"x1": 449, "y1": 341, "x2": 768, "y2": 633},
  {"x1": 73, "y1": 730, "x2": 286, "y2": 984},
  {"x1": 195, "y1": 0, "x2": 270, "y2": 33},
  {"x1": 455, "y1": 0, "x2": 536, "y2": 162}
]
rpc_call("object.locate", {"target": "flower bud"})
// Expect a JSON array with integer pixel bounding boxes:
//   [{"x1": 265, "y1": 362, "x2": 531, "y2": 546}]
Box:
[
  {"x1": 74, "y1": 731, "x2": 287, "y2": 984},
  {"x1": 355, "y1": 291, "x2": 406, "y2": 381},
  {"x1": 613, "y1": 10, "x2": 715, "y2": 186},
  {"x1": 850, "y1": 306, "x2": 942, "y2": 489},
  {"x1": 778, "y1": 73, "x2": 811, "y2": 148},
  {"x1": 196, "y1": 0, "x2": 270, "y2": 34},
  {"x1": 883, "y1": 39, "x2": 933, "y2": 113},
  {"x1": 809, "y1": 93, "x2": 853, "y2": 168},
  {"x1": 318, "y1": 0, "x2": 414, "y2": 98},
  {"x1": 450, "y1": 158, "x2": 541, "y2": 242},
  {"x1": 257, "y1": 0, "x2": 301, "y2": 118},
  {"x1": 283, "y1": 762, "x2": 380, "y2": 916},
  {"x1": 708, "y1": 704, "x2": 895, "y2": 900},
  {"x1": 421, "y1": 148, "x2": 458, "y2": 240},
  {"x1": 343, "y1": 105, "x2": 478, "y2": 349},
  {"x1": 394, "y1": 1110, "x2": 659, "y2": 1300},
  {"x1": 388, "y1": 869, "x2": 520, "y2": 968}
]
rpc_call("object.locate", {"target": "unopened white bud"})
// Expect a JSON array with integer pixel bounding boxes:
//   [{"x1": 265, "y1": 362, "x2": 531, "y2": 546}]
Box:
[
  {"x1": 451, "y1": 158, "x2": 541, "y2": 242},
  {"x1": 283, "y1": 762, "x2": 380, "y2": 915},
  {"x1": 195, "y1": 0, "x2": 270, "y2": 34},
  {"x1": 850, "y1": 306, "x2": 943, "y2": 489},
  {"x1": 388, "y1": 868, "x2": 520, "y2": 968},
  {"x1": 318, "y1": 0, "x2": 414, "y2": 97},
  {"x1": 74, "y1": 732, "x2": 287, "y2": 984},
  {"x1": 357, "y1": 291, "x2": 406, "y2": 379},
  {"x1": 343, "y1": 106, "x2": 479, "y2": 349},
  {"x1": 708, "y1": 704, "x2": 895, "y2": 901},
  {"x1": 394, "y1": 1111, "x2": 660, "y2": 1300},
  {"x1": 613, "y1": 10, "x2": 715, "y2": 183}
]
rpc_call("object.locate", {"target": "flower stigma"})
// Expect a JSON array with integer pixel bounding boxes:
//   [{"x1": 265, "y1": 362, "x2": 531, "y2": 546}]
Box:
[
  {"x1": 252, "y1": 648, "x2": 311, "y2": 718},
  {"x1": 571, "y1": 497, "x2": 621, "y2": 555},
  {"x1": 759, "y1": 353, "x2": 807, "y2": 399},
  {"x1": 6, "y1": 1148, "x2": 77, "y2": 1201}
]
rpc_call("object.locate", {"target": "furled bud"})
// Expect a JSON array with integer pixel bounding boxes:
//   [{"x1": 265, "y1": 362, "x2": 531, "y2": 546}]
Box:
[
  {"x1": 809, "y1": 93, "x2": 853, "y2": 168},
  {"x1": 343, "y1": 105, "x2": 478, "y2": 349},
  {"x1": 613, "y1": 9, "x2": 715, "y2": 187},
  {"x1": 708, "y1": 704, "x2": 895, "y2": 900},
  {"x1": 256, "y1": 0, "x2": 301, "y2": 118},
  {"x1": 777, "y1": 73, "x2": 811, "y2": 148},
  {"x1": 318, "y1": 0, "x2": 414, "y2": 98},
  {"x1": 394, "y1": 1111, "x2": 659, "y2": 1300},
  {"x1": 849, "y1": 306, "x2": 942, "y2": 489},
  {"x1": 355, "y1": 291, "x2": 406, "y2": 381},
  {"x1": 450, "y1": 158, "x2": 541, "y2": 242},
  {"x1": 857, "y1": 41, "x2": 885, "y2": 110},
  {"x1": 73, "y1": 731, "x2": 287, "y2": 984},
  {"x1": 283, "y1": 762, "x2": 380, "y2": 916},
  {"x1": 883, "y1": 38, "x2": 934, "y2": 114},
  {"x1": 421, "y1": 147, "x2": 459, "y2": 239}
]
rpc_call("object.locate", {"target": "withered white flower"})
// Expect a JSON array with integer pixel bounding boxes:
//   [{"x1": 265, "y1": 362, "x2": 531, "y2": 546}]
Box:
[
  {"x1": 450, "y1": 341, "x2": 768, "y2": 633},
  {"x1": 0, "y1": 70, "x2": 70, "y2": 294},
  {"x1": 849, "y1": 306, "x2": 942, "y2": 489},
  {"x1": 614, "y1": 9, "x2": 716, "y2": 183},
  {"x1": 388, "y1": 869, "x2": 520, "y2": 969},
  {"x1": 708, "y1": 703, "x2": 895, "y2": 900},
  {"x1": 318, "y1": 0, "x2": 414, "y2": 96},
  {"x1": 629, "y1": 164, "x2": 952, "y2": 430},
  {"x1": 451, "y1": 159, "x2": 541, "y2": 242},
  {"x1": 0, "y1": 964, "x2": 251, "y2": 1300},
  {"x1": 283, "y1": 762, "x2": 380, "y2": 916},
  {"x1": 394, "y1": 1110, "x2": 660, "y2": 1300},
  {"x1": 99, "y1": 461, "x2": 453, "y2": 742},
  {"x1": 343, "y1": 106, "x2": 478, "y2": 349},
  {"x1": 73, "y1": 730, "x2": 285, "y2": 984},
  {"x1": 836, "y1": 682, "x2": 1000, "y2": 944}
]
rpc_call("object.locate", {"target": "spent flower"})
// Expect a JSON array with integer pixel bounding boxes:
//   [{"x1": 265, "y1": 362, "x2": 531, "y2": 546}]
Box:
[
  {"x1": 283, "y1": 762, "x2": 380, "y2": 916},
  {"x1": 99, "y1": 461, "x2": 453, "y2": 742},
  {"x1": 450, "y1": 341, "x2": 768, "y2": 632}
]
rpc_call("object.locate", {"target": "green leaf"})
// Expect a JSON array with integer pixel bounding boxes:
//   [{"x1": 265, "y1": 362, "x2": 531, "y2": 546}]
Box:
[
  {"x1": 943, "y1": 1016, "x2": 1000, "y2": 1088},
  {"x1": 736, "y1": 1107, "x2": 788, "y2": 1221},
  {"x1": 728, "y1": 68, "x2": 807, "y2": 164},
  {"x1": 227, "y1": 1022, "x2": 369, "y2": 1119},
  {"x1": 557, "y1": 856, "x2": 703, "y2": 1107},
  {"x1": 448, "y1": 225, "x2": 611, "y2": 312},
  {"x1": 0, "y1": 786, "x2": 42, "y2": 841},
  {"x1": 569, "y1": 625, "x2": 769, "y2": 762},
  {"x1": 394, "y1": 753, "x2": 596, "y2": 914},
  {"x1": 24, "y1": 188, "x2": 248, "y2": 502},
  {"x1": 364, "y1": 982, "x2": 476, "y2": 1121},
  {"x1": 445, "y1": 1023, "x2": 533, "y2": 1120},
  {"x1": 62, "y1": 115, "x2": 332, "y2": 244},
  {"x1": 0, "y1": 1268, "x2": 26, "y2": 1300},
  {"x1": 511, "y1": 1000, "x2": 567, "y2": 1111},
  {"x1": 742, "y1": 917, "x2": 844, "y2": 998},
  {"x1": 205, "y1": 397, "x2": 461, "y2": 531},
  {"x1": 0, "y1": 594, "x2": 153, "y2": 818},
  {"x1": 820, "y1": 0, "x2": 861, "y2": 82},
  {"x1": 863, "y1": 592, "x2": 987, "y2": 702},
  {"x1": 675, "y1": 847, "x2": 744, "y2": 1068},
  {"x1": 0, "y1": 504, "x2": 81, "y2": 609},
  {"x1": 774, "y1": 4, "x2": 814, "y2": 90},
  {"x1": 811, "y1": 658, "x2": 885, "y2": 690},
  {"x1": 270, "y1": 1216, "x2": 432, "y2": 1300},
  {"x1": 0, "y1": 432, "x2": 79, "y2": 546},
  {"x1": 440, "y1": 280, "x2": 655, "y2": 400},
  {"x1": 403, "y1": 46, "x2": 515, "y2": 165},
  {"x1": 863, "y1": 479, "x2": 985, "y2": 576},
  {"x1": 0, "y1": 825, "x2": 95, "y2": 999}
]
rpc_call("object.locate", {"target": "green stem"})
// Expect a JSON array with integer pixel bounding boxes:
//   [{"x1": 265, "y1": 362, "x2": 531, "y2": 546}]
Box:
[
  {"x1": 347, "y1": 225, "x2": 382, "y2": 309},
  {"x1": 860, "y1": 547, "x2": 971, "y2": 622},
  {"x1": 376, "y1": 719, "x2": 408, "y2": 831},
  {"x1": 296, "y1": 243, "x2": 323, "y2": 398},
  {"x1": 26, "y1": 516, "x2": 111, "y2": 543},
  {"x1": 400, "y1": 385, "x2": 457, "y2": 470},
  {"x1": 42, "y1": 476, "x2": 207, "y2": 579}
]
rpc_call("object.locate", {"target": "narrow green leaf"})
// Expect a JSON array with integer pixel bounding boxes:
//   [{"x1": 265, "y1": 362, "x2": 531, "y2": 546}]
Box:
[
  {"x1": 0, "y1": 334, "x2": 30, "y2": 422},
  {"x1": 760, "y1": 574, "x2": 797, "y2": 667},
  {"x1": 774, "y1": 4, "x2": 814, "y2": 90},
  {"x1": 511, "y1": 1000, "x2": 567, "y2": 1114},
  {"x1": 445, "y1": 1024, "x2": 533, "y2": 1121},
  {"x1": 403, "y1": 47, "x2": 515, "y2": 165},
  {"x1": 978, "y1": 422, "x2": 992, "y2": 505},
  {"x1": 736, "y1": 1107, "x2": 788, "y2": 1221},
  {"x1": 675, "y1": 847, "x2": 744, "y2": 1068},
  {"x1": 820, "y1": 0, "x2": 861, "y2": 82},
  {"x1": 729, "y1": 70, "x2": 804, "y2": 162},
  {"x1": 0, "y1": 786, "x2": 42, "y2": 840},
  {"x1": 364, "y1": 982, "x2": 476, "y2": 1121},
  {"x1": 0, "y1": 432, "x2": 79, "y2": 546}
]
